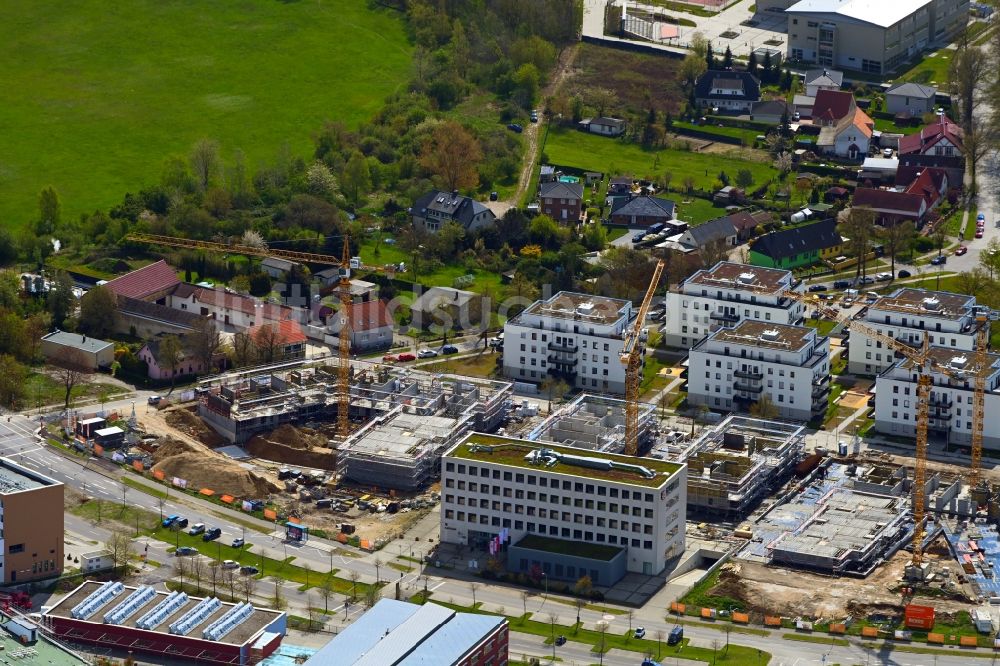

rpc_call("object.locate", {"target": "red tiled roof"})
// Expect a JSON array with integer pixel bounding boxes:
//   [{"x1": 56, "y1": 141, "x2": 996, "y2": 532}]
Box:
[
  {"x1": 904, "y1": 168, "x2": 948, "y2": 208},
  {"x1": 348, "y1": 300, "x2": 392, "y2": 332},
  {"x1": 852, "y1": 188, "x2": 925, "y2": 215},
  {"x1": 104, "y1": 260, "x2": 180, "y2": 300},
  {"x1": 898, "y1": 115, "x2": 964, "y2": 156},
  {"x1": 252, "y1": 319, "x2": 306, "y2": 346},
  {"x1": 852, "y1": 107, "x2": 874, "y2": 138},
  {"x1": 811, "y1": 90, "x2": 855, "y2": 124},
  {"x1": 178, "y1": 285, "x2": 295, "y2": 322}
]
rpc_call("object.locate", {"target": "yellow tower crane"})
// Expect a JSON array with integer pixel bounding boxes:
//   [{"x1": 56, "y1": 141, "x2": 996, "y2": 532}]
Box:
[
  {"x1": 620, "y1": 259, "x2": 665, "y2": 456},
  {"x1": 335, "y1": 238, "x2": 353, "y2": 438},
  {"x1": 970, "y1": 314, "x2": 990, "y2": 488}
]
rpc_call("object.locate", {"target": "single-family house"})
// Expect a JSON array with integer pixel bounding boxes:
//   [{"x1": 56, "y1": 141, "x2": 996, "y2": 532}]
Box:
[
  {"x1": 138, "y1": 337, "x2": 208, "y2": 381},
  {"x1": 168, "y1": 283, "x2": 307, "y2": 330},
  {"x1": 726, "y1": 210, "x2": 774, "y2": 242},
  {"x1": 817, "y1": 105, "x2": 874, "y2": 160},
  {"x1": 804, "y1": 69, "x2": 843, "y2": 97},
  {"x1": 260, "y1": 257, "x2": 300, "y2": 279},
  {"x1": 251, "y1": 319, "x2": 307, "y2": 361},
  {"x1": 608, "y1": 177, "x2": 633, "y2": 196},
  {"x1": 885, "y1": 82, "x2": 937, "y2": 117},
  {"x1": 80, "y1": 550, "x2": 115, "y2": 573},
  {"x1": 40, "y1": 331, "x2": 115, "y2": 370},
  {"x1": 852, "y1": 167, "x2": 949, "y2": 228},
  {"x1": 749, "y1": 218, "x2": 845, "y2": 269},
  {"x1": 676, "y1": 217, "x2": 739, "y2": 250},
  {"x1": 579, "y1": 117, "x2": 627, "y2": 137},
  {"x1": 608, "y1": 195, "x2": 675, "y2": 227},
  {"x1": 695, "y1": 70, "x2": 761, "y2": 113},
  {"x1": 810, "y1": 89, "x2": 856, "y2": 127},
  {"x1": 410, "y1": 190, "x2": 496, "y2": 234},
  {"x1": 540, "y1": 165, "x2": 558, "y2": 183},
  {"x1": 750, "y1": 99, "x2": 795, "y2": 124},
  {"x1": 328, "y1": 300, "x2": 394, "y2": 353},
  {"x1": 411, "y1": 286, "x2": 480, "y2": 331},
  {"x1": 898, "y1": 114, "x2": 964, "y2": 157},
  {"x1": 793, "y1": 94, "x2": 816, "y2": 119},
  {"x1": 539, "y1": 181, "x2": 584, "y2": 222}
]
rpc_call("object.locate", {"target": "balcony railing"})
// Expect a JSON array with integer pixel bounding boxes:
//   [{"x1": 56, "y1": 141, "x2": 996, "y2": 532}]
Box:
[
  {"x1": 710, "y1": 311, "x2": 740, "y2": 323},
  {"x1": 734, "y1": 382, "x2": 763, "y2": 394},
  {"x1": 547, "y1": 341, "x2": 578, "y2": 353},
  {"x1": 547, "y1": 355, "x2": 578, "y2": 367},
  {"x1": 734, "y1": 369, "x2": 763, "y2": 380}
]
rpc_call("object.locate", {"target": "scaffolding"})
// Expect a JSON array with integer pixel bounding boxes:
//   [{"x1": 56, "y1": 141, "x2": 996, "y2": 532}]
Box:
[{"x1": 525, "y1": 394, "x2": 655, "y2": 454}]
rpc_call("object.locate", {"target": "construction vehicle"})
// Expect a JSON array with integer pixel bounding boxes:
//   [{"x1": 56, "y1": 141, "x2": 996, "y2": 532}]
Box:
[{"x1": 619, "y1": 259, "x2": 665, "y2": 456}]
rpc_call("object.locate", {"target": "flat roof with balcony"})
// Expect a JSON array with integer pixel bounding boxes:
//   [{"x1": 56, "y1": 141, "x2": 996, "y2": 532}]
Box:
[
  {"x1": 871, "y1": 289, "x2": 976, "y2": 321},
  {"x1": 895, "y1": 346, "x2": 1000, "y2": 381},
  {"x1": 520, "y1": 291, "x2": 630, "y2": 326},
  {"x1": 684, "y1": 262, "x2": 791, "y2": 294},
  {"x1": 706, "y1": 320, "x2": 816, "y2": 353},
  {"x1": 447, "y1": 433, "x2": 682, "y2": 488}
]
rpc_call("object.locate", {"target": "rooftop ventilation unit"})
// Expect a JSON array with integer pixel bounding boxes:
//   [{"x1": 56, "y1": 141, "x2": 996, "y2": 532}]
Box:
[
  {"x1": 71, "y1": 582, "x2": 125, "y2": 621},
  {"x1": 737, "y1": 272, "x2": 757, "y2": 284},
  {"x1": 203, "y1": 602, "x2": 256, "y2": 641},
  {"x1": 104, "y1": 585, "x2": 156, "y2": 625},
  {"x1": 577, "y1": 302, "x2": 595, "y2": 316},
  {"x1": 136, "y1": 591, "x2": 189, "y2": 631},
  {"x1": 169, "y1": 597, "x2": 221, "y2": 636},
  {"x1": 922, "y1": 297, "x2": 941, "y2": 311},
  {"x1": 950, "y1": 355, "x2": 969, "y2": 369},
  {"x1": 760, "y1": 329, "x2": 781, "y2": 342}
]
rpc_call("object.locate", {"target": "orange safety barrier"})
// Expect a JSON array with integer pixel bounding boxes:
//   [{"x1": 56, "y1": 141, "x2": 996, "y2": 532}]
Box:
[
  {"x1": 669, "y1": 602, "x2": 685, "y2": 615},
  {"x1": 132, "y1": 460, "x2": 144, "y2": 472},
  {"x1": 764, "y1": 616, "x2": 782, "y2": 627},
  {"x1": 360, "y1": 539, "x2": 372, "y2": 550},
  {"x1": 862, "y1": 627, "x2": 879, "y2": 638},
  {"x1": 829, "y1": 624, "x2": 846, "y2": 634},
  {"x1": 153, "y1": 469, "x2": 165, "y2": 480},
  {"x1": 336, "y1": 533, "x2": 348, "y2": 543},
  {"x1": 288, "y1": 516, "x2": 301, "y2": 524},
  {"x1": 732, "y1": 612, "x2": 749, "y2": 624},
  {"x1": 199, "y1": 488, "x2": 214, "y2": 496},
  {"x1": 94, "y1": 444, "x2": 104, "y2": 455},
  {"x1": 700, "y1": 608, "x2": 714, "y2": 619},
  {"x1": 961, "y1": 636, "x2": 979, "y2": 647},
  {"x1": 220, "y1": 495, "x2": 235, "y2": 504},
  {"x1": 927, "y1": 633, "x2": 945, "y2": 644},
  {"x1": 263, "y1": 509, "x2": 277, "y2": 520}
]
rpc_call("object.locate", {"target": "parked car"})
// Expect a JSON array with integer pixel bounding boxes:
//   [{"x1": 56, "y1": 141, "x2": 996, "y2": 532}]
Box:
[
  {"x1": 441, "y1": 345, "x2": 459, "y2": 355},
  {"x1": 417, "y1": 349, "x2": 437, "y2": 359},
  {"x1": 882, "y1": 147, "x2": 893, "y2": 158},
  {"x1": 175, "y1": 546, "x2": 197, "y2": 556},
  {"x1": 632, "y1": 232, "x2": 647, "y2": 243},
  {"x1": 668, "y1": 626, "x2": 684, "y2": 645},
  {"x1": 147, "y1": 395, "x2": 163, "y2": 405},
  {"x1": 221, "y1": 560, "x2": 239, "y2": 570},
  {"x1": 858, "y1": 276, "x2": 875, "y2": 285},
  {"x1": 488, "y1": 336, "x2": 502, "y2": 348},
  {"x1": 506, "y1": 123, "x2": 523, "y2": 133},
  {"x1": 202, "y1": 527, "x2": 222, "y2": 542},
  {"x1": 955, "y1": 246, "x2": 968, "y2": 256},
  {"x1": 381, "y1": 354, "x2": 396, "y2": 363},
  {"x1": 833, "y1": 280, "x2": 850, "y2": 289},
  {"x1": 240, "y1": 565, "x2": 259, "y2": 576},
  {"x1": 555, "y1": 636, "x2": 567, "y2": 646},
  {"x1": 976, "y1": 229, "x2": 985, "y2": 239},
  {"x1": 187, "y1": 523, "x2": 205, "y2": 536},
  {"x1": 930, "y1": 255, "x2": 947, "y2": 265},
  {"x1": 175, "y1": 517, "x2": 189, "y2": 528},
  {"x1": 489, "y1": 191, "x2": 498, "y2": 201},
  {"x1": 231, "y1": 538, "x2": 245, "y2": 549},
  {"x1": 162, "y1": 514, "x2": 180, "y2": 528},
  {"x1": 875, "y1": 272, "x2": 893, "y2": 282},
  {"x1": 530, "y1": 110, "x2": 538, "y2": 123},
  {"x1": 634, "y1": 627, "x2": 646, "y2": 639},
  {"x1": 397, "y1": 353, "x2": 415, "y2": 362},
  {"x1": 898, "y1": 269, "x2": 912, "y2": 278},
  {"x1": 978, "y1": 213, "x2": 986, "y2": 223},
  {"x1": 808, "y1": 284, "x2": 827, "y2": 292}
]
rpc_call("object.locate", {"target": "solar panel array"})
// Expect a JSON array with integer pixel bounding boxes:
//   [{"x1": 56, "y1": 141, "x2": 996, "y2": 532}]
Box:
[
  {"x1": 203, "y1": 602, "x2": 255, "y2": 641},
  {"x1": 103, "y1": 585, "x2": 156, "y2": 625},
  {"x1": 70, "y1": 582, "x2": 124, "y2": 620},
  {"x1": 169, "y1": 597, "x2": 221, "y2": 636},
  {"x1": 135, "y1": 590, "x2": 188, "y2": 631}
]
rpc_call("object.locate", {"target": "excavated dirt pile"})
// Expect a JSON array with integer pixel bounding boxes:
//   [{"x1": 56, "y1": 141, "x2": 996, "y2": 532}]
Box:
[
  {"x1": 164, "y1": 408, "x2": 225, "y2": 448},
  {"x1": 245, "y1": 425, "x2": 337, "y2": 471},
  {"x1": 152, "y1": 436, "x2": 277, "y2": 497}
]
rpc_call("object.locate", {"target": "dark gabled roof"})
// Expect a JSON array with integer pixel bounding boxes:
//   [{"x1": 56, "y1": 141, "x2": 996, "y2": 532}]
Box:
[
  {"x1": 726, "y1": 210, "x2": 773, "y2": 231},
  {"x1": 751, "y1": 99, "x2": 793, "y2": 116},
  {"x1": 811, "y1": 89, "x2": 855, "y2": 123},
  {"x1": 539, "y1": 181, "x2": 584, "y2": 200},
  {"x1": 886, "y1": 81, "x2": 936, "y2": 99},
  {"x1": 694, "y1": 70, "x2": 760, "y2": 102},
  {"x1": 804, "y1": 68, "x2": 844, "y2": 88},
  {"x1": 117, "y1": 295, "x2": 202, "y2": 330},
  {"x1": 609, "y1": 195, "x2": 675, "y2": 220},
  {"x1": 411, "y1": 190, "x2": 495, "y2": 229},
  {"x1": 898, "y1": 115, "x2": 964, "y2": 156},
  {"x1": 685, "y1": 217, "x2": 737, "y2": 246},
  {"x1": 104, "y1": 260, "x2": 180, "y2": 300},
  {"x1": 751, "y1": 218, "x2": 842, "y2": 260},
  {"x1": 852, "y1": 188, "x2": 924, "y2": 215}
]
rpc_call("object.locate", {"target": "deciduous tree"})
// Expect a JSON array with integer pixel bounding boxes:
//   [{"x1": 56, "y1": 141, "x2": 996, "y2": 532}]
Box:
[
  {"x1": 188, "y1": 317, "x2": 222, "y2": 374},
  {"x1": 190, "y1": 138, "x2": 221, "y2": 192},
  {"x1": 78, "y1": 286, "x2": 119, "y2": 338},
  {"x1": 158, "y1": 335, "x2": 184, "y2": 389},
  {"x1": 51, "y1": 346, "x2": 92, "y2": 410},
  {"x1": 419, "y1": 121, "x2": 483, "y2": 192},
  {"x1": 838, "y1": 207, "x2": 875, "y2": 282}
]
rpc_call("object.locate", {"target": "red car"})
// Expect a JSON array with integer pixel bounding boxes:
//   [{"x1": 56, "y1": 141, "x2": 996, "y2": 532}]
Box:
[
  {"x1": 397, "y1": 353, "x2": 416, "y2": 362},
  {"x1": 382, "y1": 354, "x2": 397, "y2": 363},
  {"x1": 955, "y1": 246, "x2": 968, "y2": 256},
  {"x1": 976, "y1": 229, "x2": 985, "y2": 239}
]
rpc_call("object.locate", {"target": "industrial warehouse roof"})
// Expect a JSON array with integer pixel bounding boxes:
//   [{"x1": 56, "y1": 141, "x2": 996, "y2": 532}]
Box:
[
  {"x1": 40, "y1": 331, "x2": 114, "y2": 354},
  {"x1": 448, "y1": 433, "x2": 682, "y2": 487},
  {"x1": 305, "y1": 599, "x2": 505, "y2": 665}
]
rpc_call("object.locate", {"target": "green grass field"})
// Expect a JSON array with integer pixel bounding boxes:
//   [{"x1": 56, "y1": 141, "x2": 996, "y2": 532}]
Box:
[
  {"x1": 0, "y1": 0, "x2": 412, "y2": 228},
  {"x1": 544, "y1": 128, "x2": 778, "y2": 194}
]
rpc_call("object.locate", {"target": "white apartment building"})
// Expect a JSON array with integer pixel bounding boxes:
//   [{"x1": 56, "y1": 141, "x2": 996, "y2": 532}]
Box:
[
  {"x1": 663, "y1": 262, "x2": 805, "y2": 350},
  {"x1": 440, "y1": 434, "x2": 686, "y2": 582},
  {"x1": 688, "y1": 320, "x2": 831, "y2": 422},
  {"x1": 848, "y1": 289, "x2": 984, "y2": 376},
  {"x1": 874, "y1": 348, "x2": 1000, "y2": 449},
  {"x1": 503, "y1": 292, "x2": 636, "y2": 394}
]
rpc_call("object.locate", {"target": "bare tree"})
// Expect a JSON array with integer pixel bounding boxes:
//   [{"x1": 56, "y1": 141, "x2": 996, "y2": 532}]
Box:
[
  {"x1": 208, "y1": 561, "x2": 221, "y2": 597},
  {"x1": 627, "y1": 609, "x2": 635, "y2": 634},
  {"x1": 654, "y1": 629, "x2": 665, "y2": 659},
  {"x1": 190, "y1": 138, "x2": 221, "y2": 192},
  {"x1": 469, "y1": 582, "x2": 480, "y2": 607},
  {"x1": 174, "y1": 555, "x2": 189, "y2": 588},
  {"x1": 302, "y1": 563, "x2": 311, "y2": 589},
  {"x1": 700, "y1": 237, "x2": 730, "y2": 268},
  {"x1": 749, "y1": 394, "x2": 779, "y2": 420},
  {"x1": 319, "y1": 575, "x2": 334, "y2": 613},
  {"x1": 106, "y1": 530, "x2": 134, "y2": 575},
  {"x1": 51, "y1": 347, "x2": 92, "y2": 411},
  {"x1": 237, "y1": 571, "x2": 258, "y2": 603},
  {"x1": 224, "y1": 568, "x2": 237, "y2": 600},
  {"x1": 838, "y1": 207, "x2": 875, "y2": 282},
  {"x1": 949, "y1": 26, "x2": 986, "y2": 135},
  {"x1": 573, "y1": 598, "x2": 586, "y2": 630},
  {"x1": 307, "y1": 594, "x2": 319, "y2": 631},
  {"x1": 188, "y1": 317, "x2": 223, "y2": 375},
  {"x1": 231, "y1": 331, "x2": 256, "y2": 368},
  {"x1": 521, "y1": 590, "x2": 530, "y2": 618},
  {"x1": 252, "y1": 323, "x2": 282, "y2": 364},
  {"x1": 349, "y1": 570, "x2": 361, "y2": 602},
  {"x1": 363, "y1": 583, "x2": 380, "y2": 609},
  {"x1": 877, "y1": 221, "x2": 915, "y2": 274},
  {"x1": 191, "y1": 557, "x2": 205, "y2": 595}
]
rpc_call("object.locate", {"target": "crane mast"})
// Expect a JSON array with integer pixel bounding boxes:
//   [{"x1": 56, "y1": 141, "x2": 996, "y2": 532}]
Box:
[{"x1": 620, "y1": 259, "x2": 665, "y2": 456}]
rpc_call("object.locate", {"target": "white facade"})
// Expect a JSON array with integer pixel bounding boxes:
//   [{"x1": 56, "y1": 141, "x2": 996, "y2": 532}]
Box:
[
  {"x1": 440, "y1": 435, "x2": 687, "y2": 577},
  {"x1": 874, "y1": 348, "x2": 1000, "y2": 448},
  {"x1": 503, "y1": 292, "x2": 635, "y2": 394},
  {"x1": 80, "y1": 550, "x2": 115, "y2": 573},
  {"x1": 664, "y1": 262, "x2": 805, "y2": 349},
  {"x1": 688, "y1": 321, "x2": 831, "y2": 422},
  {"x1": 848, "y1": 289, "x2": 981, "y2": 375}
]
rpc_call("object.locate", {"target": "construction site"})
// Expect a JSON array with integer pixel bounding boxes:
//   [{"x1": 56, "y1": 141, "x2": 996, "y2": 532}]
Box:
[{"x1": 523, "y1": 394, "x2": 656, "y2": 453}]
